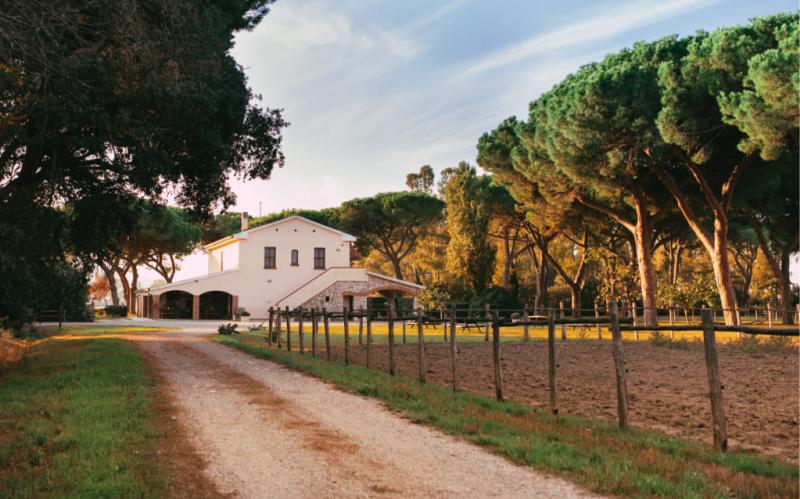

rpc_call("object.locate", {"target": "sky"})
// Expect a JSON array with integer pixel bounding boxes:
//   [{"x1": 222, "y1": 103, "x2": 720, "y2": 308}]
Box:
[{"x1": 138, "y1": 0, "x2": 797, "y2": 287}]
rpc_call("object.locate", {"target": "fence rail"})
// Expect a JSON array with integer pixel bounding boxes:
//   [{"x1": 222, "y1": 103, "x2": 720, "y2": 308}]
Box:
[{"x1": 264, "y1": 303, "x2": 797, "y2": 453}]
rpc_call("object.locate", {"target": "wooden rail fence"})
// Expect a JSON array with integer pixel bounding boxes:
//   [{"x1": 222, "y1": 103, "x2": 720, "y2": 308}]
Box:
[{"x1": 264, "y1": 304, "x2": 798, "y2": 452}]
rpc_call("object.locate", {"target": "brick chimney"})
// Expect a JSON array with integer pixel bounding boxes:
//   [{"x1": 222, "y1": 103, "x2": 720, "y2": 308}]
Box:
[{"x1": 241, "y1": 211, "x2": 249, "y2": 232}]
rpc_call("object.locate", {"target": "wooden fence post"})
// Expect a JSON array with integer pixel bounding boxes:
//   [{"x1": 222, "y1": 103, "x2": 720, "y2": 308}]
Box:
[
  {"x1": 631, "y1": 301, "x2": 639, "y2": 340},
  {"x1": 366, "y1": 307, "x2": 373, "y2": 369},
  {"x1": 547, "y1": 311, "x2": 558, "y2": 415},
  {"x1": 609, "y1": 302, "x2": 629, "y2": 429},
  {"x1": 388, "y1": 299, "x2": 396, "y2": 375},
  {"x1": 523, "y1": 304, "x2": 530, "y2": 342},
  {"x1": 311, "y1": 308, "x2": 318, "y2": 357},
  {"x1": 559, "y1": 301, "x2": 567, "y2": 340},
  {"x1": 285, "y1": 306, "x2": 291, "y2": 352},
  {"x1": 594, "y1": 302, "x2": 601, "y2": 340},
  {"x1": 402, "y1": 310, "x2": 407, "y2": 344},
  {"x1": 492, "y1": 311, "x2": 503, "y2": 402},
  {"x1": 267, "y1": 307, "x2": 274, "y2": 346},
  {"x1": 450, "y1": 305, "x2": 459, "y2": 391},
  {"x1": 669, "y1": 306, "x2": 675, "y2": 340},
  {"x1": 388, "y1": 297, "x2": 397, "y2": 376},
  {"x1": 484, "y1": 303, "x2": 490, "y2": 342},
  {"x1": 343, "y1": 306, "x2": 350, "y2": 365},
  {"x1": 276, "y1": 307, "x2": 282, "y2": 348},
  {"x1": 702, "y1": 309, "x2": 728, "y2": 452},
  {"x1": 358, "y1": 309, "x2": 364, "y2": 346},
  {"x1": 298, "y1": 307, "x2": 305, "y2": 354},
  {"x1": 323, "y1": 307, "x2": 331, "y2": 361},
  {"x1": 767, "y1": 303, "x2": 773, "y2": 328},
  {"x1": 416, "y1": 308, "x2": 425, "y2": 383},
  {"x1": 441, "y1": 307, "x2": 447, "y2": 343}
]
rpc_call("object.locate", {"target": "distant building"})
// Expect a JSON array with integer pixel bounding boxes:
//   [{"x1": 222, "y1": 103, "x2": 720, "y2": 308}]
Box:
[{"x1": 136, "y1": 215, "x2": 422, "y2": 320}]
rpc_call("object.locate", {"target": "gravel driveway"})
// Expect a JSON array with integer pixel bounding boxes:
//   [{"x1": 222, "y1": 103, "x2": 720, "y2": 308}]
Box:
[{"x1": 135, "y1": 331, "x2": 597, "y2": 498}]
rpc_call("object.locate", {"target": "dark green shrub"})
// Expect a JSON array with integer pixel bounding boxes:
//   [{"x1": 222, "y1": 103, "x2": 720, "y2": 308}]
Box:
[{"x1": 102, "y1": 305, "x2": 128, "y2": 317}]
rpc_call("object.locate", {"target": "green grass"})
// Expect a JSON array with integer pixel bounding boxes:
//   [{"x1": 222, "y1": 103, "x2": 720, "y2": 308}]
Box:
[
  {"x1": 216, "y1": 334, "x2": 799, "y2": 498},
  {"x1": 0, "y1": 338, "x2": 168, "y2": 497}
]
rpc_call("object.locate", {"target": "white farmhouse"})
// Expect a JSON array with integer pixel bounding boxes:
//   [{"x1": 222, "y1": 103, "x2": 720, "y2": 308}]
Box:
[{"x1": 136, "y1": 214, "x2": 422, "y2": 320}]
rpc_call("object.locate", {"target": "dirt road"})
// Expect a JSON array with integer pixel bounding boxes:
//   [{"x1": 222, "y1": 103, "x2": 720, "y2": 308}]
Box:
[{"x1": 136, "y1": 331, "x2": 596, "y2": 498}]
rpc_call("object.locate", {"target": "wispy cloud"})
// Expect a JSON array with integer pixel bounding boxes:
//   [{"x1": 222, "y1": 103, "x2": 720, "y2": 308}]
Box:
[
  {"x1": 452, "y1": 0, "x2": 719, "y2": 81},
  {"x1": 378, "y1": 0, "x2": 470, "y2": 59}
]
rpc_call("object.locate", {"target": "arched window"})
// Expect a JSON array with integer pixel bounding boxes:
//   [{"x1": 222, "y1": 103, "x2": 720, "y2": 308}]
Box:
[{"x1": 291, "y1": 249, "x2": 299, "y2": 266}]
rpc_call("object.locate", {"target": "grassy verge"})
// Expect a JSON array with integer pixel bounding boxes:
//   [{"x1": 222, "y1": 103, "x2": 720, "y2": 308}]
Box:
[
  {"x1": 0, "y1": 338, "x2": 168, "y2": 497},
  {"x1": 216, "y1": 334, "x2": 799, "y2": 498}
]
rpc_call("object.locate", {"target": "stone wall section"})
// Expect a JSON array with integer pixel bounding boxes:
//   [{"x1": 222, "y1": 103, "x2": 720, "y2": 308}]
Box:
[{"x1": 300, "y1": 274, "x2": 419, "y2": 311}]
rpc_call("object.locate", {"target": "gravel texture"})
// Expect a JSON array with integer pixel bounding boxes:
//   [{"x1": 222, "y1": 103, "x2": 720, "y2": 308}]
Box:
[{"x1": 136, "y1": 331, "x2": 598, "y2": 498}]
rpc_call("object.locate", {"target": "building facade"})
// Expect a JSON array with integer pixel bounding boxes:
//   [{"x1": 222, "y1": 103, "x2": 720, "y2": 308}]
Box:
[{"x1": 136, "y1": 215, "x2": 422, "y2": 320}]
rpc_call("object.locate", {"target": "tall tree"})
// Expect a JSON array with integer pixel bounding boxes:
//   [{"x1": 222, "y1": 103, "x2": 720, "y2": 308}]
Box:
[
  {"x1": 653, "y1": 13, "x2": 797, "y2": 324},
  {"x1": 406, "y1": 165, "x2": 435, "y2": 193},
  {"x1": 441, "y1": 162, "x2": 497, "y2": 296},
  {"x1": 718, "y1": 15, "x2": 799, "y2": 323},
  {"x1": 0, "y1": 0, "x2": 286, "y2": 322},
  {"x1": 477, "y1": 116, "x2": 567, "y2": 312},
  {"x1": 540, "y1": 39, "x2": 687, "y2": 325},
  {"x1": 338, "y1": 192, "x2": 444, "y2": 280}
]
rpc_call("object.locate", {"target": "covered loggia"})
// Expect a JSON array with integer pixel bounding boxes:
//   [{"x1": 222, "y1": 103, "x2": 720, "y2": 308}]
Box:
[
  {"x1": 159, "y1": 290, "x2": 193, "y2": 319},
  {"x1": 199, "y1": 291, "x2": 233, "y2": 320}
]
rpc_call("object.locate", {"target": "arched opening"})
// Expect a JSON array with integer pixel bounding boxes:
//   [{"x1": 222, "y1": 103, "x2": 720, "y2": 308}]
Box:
[
  {"x1": 160, "y1": 291, "x2": 193, "y2": 319},
  {"x1": 200, "y1": 291, "x2": 232, "y2": 320}
]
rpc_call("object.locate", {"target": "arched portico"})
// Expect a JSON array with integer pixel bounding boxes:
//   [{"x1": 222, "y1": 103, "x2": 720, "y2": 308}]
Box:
[
  {"x1": 160, "y1": 290, "x2": 193, "y2": 319},
  {"x1": 199, "y1": 291, "x2": 233, "y2": 320}
]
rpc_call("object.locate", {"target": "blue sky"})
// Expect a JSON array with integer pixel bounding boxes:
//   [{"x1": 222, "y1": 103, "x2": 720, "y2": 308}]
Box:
[
  {"x1": 142, "y1": 0, "x2": 795, "y2": 285},
  {"x1": 228, "y1": 0, "x2": 795, "y2": 216}
]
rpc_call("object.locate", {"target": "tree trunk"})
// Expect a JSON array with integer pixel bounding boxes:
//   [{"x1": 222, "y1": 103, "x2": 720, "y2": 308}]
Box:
[
  {"x1": 129, "y1": 267, "x2": 139, "y2": 315},
  {"x1": 117, "y1": 269, "x2": 130, "y2": 307},
  {"x1": 779, "y1": 250, "x2": 793, "y2": 325},
  {"x1": 535, "y1": 250, "x2": 547, "y2": 313},
  {"x1": 528, "y1": 245, "x2": 547, "y2": 313},
  {"x1": 501, "y1": 226, "x2": 512, "y2": 289},
  {"x1": 711, "y1": 221, "x2": 738, "y2": 325},
  {"x1": 390, "y1": 257, "x2": 403, "y2": 280},
  {"x1": 573, "y1": 194, "x2": 657, "y2": 325},
  {"x1": 649, "y1": 159, "x2": 740, "y2": 325},
  {"x1": 99, "y1": 262, "x2": 120, "y2": 306},
  {"x1": 570, "y1": 285, "x2": 581, "y2": 318},
  {"x1": 672, "y1": 242, "x2": 683, "y2": 285},
  {"x1": 633, "y1": 211, "x2": 658, "y2": 326}
]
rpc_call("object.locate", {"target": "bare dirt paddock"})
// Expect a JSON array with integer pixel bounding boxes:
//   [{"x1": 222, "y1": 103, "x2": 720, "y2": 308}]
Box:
[{"x1": 331, "y1": 339, "x2": 799, "y2": 464}]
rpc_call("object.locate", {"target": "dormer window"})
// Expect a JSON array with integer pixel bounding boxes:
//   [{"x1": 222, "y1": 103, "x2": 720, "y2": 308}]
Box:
[
  {"x1": 264, "y1": 247, "x2": 276, "y2": 269},
  {"x1": 291, "y1": 249, "x2": 299, "y2": 266}
]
